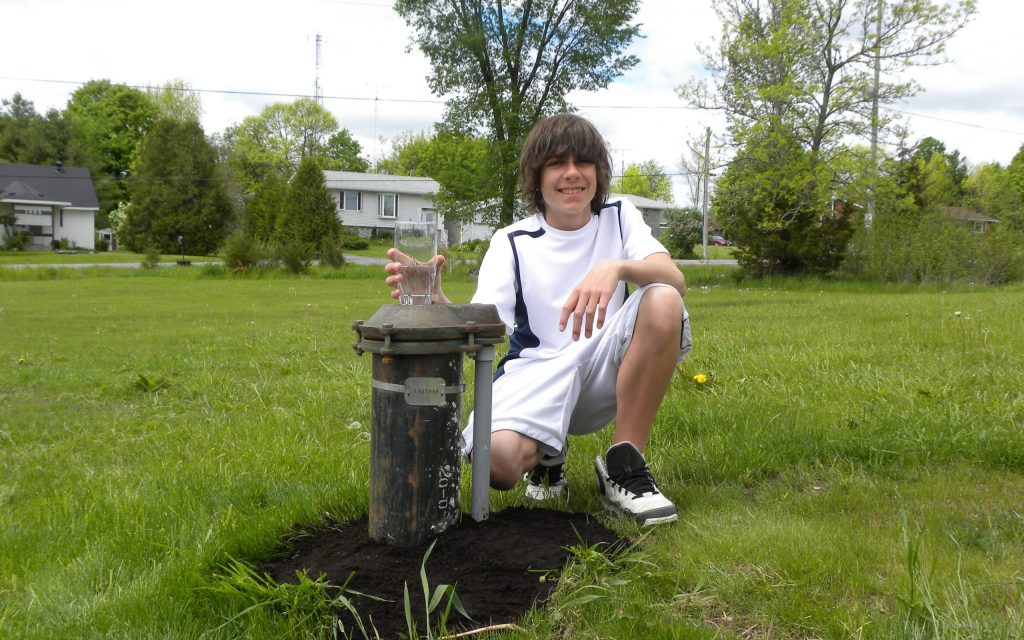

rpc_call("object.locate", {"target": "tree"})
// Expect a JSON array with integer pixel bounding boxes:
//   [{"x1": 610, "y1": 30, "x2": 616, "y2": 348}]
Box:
[
  {"x1": 712, "y1": 125, "x2": 852, "y2": 275},
  {"x1": 677, "y1": 130, "x2": 724, "y2": 211},
  {"x1": 612, "y1": 160, "x2": 674, "y2": 202},
  {"x1": 997, "y1": 144, "x2": 1024, "y2": 232},
  {"x1": 379, "y1": 129, "x2": 497, "y2": 225},
  {"x1": 377, "y1": 130, "x2": 434, "y2": 177},
  {"x1": 661, "y1": 208, "x2": 702, "y2": 259},
  {"x1": 223, "y1": 98, "x2": 367, "y2": 192},
  {"x1": 123, "y1": 118, "x2": 232, "y2": 254},
  {"x1": 324, "y1": 129, "x2": 370, "y2": 173},
  {"x1": 64, "y1": 80, "x2": 160, "y2": 211},
  {"x1": 275, "y1": 156, "x2": 339, "y2": 253},
  {"x1": 0, "y1": 93, "x2": 68, "y2": 165},
  {"x1": 681, "y1": 0, "x2": 974, "y2": 276},
  {"x1": 243, "y1": 178, "x2": 288, "y2": 244},
  {"x1": 890, "y1": 136, "x2": 969, "y2": 211},
  {"x1": 146, "y1": 79, "x2": 203, "y2": 123},
  {"x1": 395, "y1": 0, "x2": 642, "y2": 227},
  {"x1": 681, "y1": 0, "x2": 976, "y2": 158}
]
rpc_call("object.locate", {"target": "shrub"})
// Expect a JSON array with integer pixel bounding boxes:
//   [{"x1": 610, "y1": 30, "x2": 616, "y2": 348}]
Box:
[
  {"x1": 3, "y1": 231, "x2": 32, "y2": 251},
  {"x1": 96, "y1": 237, "x2": 110, "y2": 252},
  {"x1": 278, "y1": 239, "x2": 313, "y2": 274},
  {"x1": 661, "y1": 208, "x2": 702, "y2": 259},
  {"x1": 842, "y1": 210, "x2": 1024, "y2": 284},
  {"x1": 221, "y1": 233, "x2": 261, "y2": 272},
  {"x1": 141, "y1": 244, "x2": 161, "y2": 269},
  {"x1": 318, "y1": 236, "x2": 346, "y2": 268},
  {"x1": 339, "y1": 233, "x2": 369, "y2": 250}
]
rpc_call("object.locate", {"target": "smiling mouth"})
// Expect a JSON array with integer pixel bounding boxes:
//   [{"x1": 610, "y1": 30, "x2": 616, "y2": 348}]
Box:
[{"x1": 559, "y1": 187, "x2": 585, "y2": 194}]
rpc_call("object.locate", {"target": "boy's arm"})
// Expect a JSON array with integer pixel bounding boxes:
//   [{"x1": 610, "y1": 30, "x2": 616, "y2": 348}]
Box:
[
  {"x1": 618, "y1": 252, "x2": 686, "y2": 296},
  {"x1": 559, "y1": 252, "x2": 685, "y2": 341}
]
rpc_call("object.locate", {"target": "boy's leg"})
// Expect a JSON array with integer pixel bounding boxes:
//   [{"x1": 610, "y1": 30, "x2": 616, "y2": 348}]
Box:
[
  {"x1": 611, "y1": 285, "x2": 684, "y2": 450},
  {"x1": 462, "y1": 354, "x2": 578, "y2": 491},
  {"x1": 489, "y1": 430, "x2": 544, "y2": 490},
  {"x1": 568, "y1": 284, "x2": 690, "y2": 526}
]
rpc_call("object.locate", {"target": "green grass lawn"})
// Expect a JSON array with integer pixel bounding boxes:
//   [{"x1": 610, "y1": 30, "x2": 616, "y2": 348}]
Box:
[{"x1": 1, "y1": 264, "x2": 1022, "y2": 639}]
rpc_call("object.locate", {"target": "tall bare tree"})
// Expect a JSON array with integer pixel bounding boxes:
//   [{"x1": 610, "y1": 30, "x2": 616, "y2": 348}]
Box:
[{"x1": 680, "y1": 0, "x2": 977, "y2": 157}]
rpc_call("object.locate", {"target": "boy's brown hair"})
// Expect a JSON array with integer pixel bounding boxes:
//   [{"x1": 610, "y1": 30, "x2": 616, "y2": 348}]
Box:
[{"x1": 519, "y1": 114, "x2": 612, "y2": 215}]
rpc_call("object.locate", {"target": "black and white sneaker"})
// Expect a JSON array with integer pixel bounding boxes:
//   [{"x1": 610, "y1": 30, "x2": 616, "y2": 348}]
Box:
[
  {"x1": 594, "y1": 442, "x2": 677, "y2": 526},
  {"x1": 525, "y1": 449, "x2": 568, "y2": 501}
]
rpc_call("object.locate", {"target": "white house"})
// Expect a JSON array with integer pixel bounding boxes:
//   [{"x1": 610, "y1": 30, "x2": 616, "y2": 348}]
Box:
[
  {"x1": 0, "y1": 163, "x2": 99, "y2": 250},
  {"x1": 322, "y1": 169, "x2": 677, "y2": 245},
  {"x1": 323, "y1": 170, "x2": 493, "y2": 246}
]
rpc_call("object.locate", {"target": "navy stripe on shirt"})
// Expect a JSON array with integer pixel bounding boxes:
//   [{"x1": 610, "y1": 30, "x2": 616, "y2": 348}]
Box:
[{"x1": 494, "y1": 227, "x2": 544, "y2": 379}]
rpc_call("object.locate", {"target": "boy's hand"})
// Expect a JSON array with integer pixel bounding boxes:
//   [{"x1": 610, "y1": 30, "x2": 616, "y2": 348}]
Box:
[
  {"x1": 559, "y1": 259, "x2": 622, "y2": 340},
  {"x1": 384, "y1": 247, "x2": 448, "y2": 302}
]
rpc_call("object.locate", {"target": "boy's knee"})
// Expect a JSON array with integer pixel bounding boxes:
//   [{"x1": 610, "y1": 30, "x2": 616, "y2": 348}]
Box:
[{"x1": 638, "y1": 286, "x2": 684, "y2": 336}]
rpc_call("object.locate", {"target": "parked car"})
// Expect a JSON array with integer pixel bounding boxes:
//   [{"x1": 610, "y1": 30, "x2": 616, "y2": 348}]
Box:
[{"x1": 710, "y1": 235, "x2": 732, "y2": 246}]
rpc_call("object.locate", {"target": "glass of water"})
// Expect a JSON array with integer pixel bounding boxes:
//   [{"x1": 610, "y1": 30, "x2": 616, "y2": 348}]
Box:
[{"x1": 394, "y1": 220, "x2": 438, "y2": 305}]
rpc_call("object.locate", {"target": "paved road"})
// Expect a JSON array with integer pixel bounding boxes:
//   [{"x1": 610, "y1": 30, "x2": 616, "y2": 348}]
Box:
[
  {"x1": 1, "y1": 260, "x2": 223, "y2": 269},
  {"x1": 1, "y1": 255, "x2": 738, "y2": 269}
]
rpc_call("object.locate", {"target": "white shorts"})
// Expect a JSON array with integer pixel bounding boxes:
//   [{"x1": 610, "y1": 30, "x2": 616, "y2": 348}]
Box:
[{"x1": 462, "y1": 283, "x2": 693, "y2": 458}]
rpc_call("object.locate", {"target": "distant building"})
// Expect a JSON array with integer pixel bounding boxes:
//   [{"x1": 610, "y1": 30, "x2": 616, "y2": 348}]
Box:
[
  {"x1": 940, "y1": 205, "x2": 998, "y2": 233},
  {"x1": 0, "y1": 162, "x2": 99, "y2": 250},
  {"x1": 323, "y1": 170, "x2": 487, "y2": 246},
  {"x1": 610, "y1": 192, "x2": 677, "y2": 238}
]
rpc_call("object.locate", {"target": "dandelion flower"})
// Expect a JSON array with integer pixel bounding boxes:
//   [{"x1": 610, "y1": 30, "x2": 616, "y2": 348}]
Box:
[
  {"x1": 694, "y1": 373, "x2": 708, "y2": 384},
  {"x1": 17, "y1": 356, "x2": 27, "y2": 365}
]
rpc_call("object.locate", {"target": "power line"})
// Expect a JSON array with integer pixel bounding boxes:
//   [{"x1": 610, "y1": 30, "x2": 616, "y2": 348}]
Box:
[
  {"x1": 3, "y1": 76, "x2": 1020, "y2": 136},
  {"x1": 884, "y1": 105, "x2": 1024, "y2": 137}
]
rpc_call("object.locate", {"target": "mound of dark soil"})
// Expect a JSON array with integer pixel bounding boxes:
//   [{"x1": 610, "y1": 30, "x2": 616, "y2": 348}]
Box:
[{"x1": 263, "y1": 507, "x2": 622, "y2": 638}]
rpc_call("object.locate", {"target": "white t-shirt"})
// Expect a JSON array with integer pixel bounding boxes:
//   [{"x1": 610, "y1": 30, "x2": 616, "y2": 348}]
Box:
[{"x1": 471, "y1": 197, "x2": 669, "y2": 366}]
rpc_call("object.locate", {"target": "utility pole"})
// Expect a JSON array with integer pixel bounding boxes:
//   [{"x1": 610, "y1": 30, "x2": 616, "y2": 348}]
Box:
[
  {"x1": 867, "y1": 1, "x2": 883, "y2": 228},
  {"x1": 314, "y1": 33, "x2": 324, "y2": 108},
  {"x1": 701, "y1": 127, "x2": 711, "y2": 261}
]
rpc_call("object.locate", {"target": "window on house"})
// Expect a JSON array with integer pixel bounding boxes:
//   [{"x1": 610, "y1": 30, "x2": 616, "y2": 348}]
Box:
[
  {"x1": 421, "y1": 208, "x2": 436, "y2": 223},
  {"x1": 340, "y1": 191, "x2": 362, "y2": 211},
  {"x1": 378, "y1": 193, "x2": 398, "y2": 218}
]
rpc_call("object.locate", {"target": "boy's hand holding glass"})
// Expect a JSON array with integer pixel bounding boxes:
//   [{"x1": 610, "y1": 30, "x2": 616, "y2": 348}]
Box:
[{"x1": 386, "y1": 221, "x2": 444, "y2": 305}]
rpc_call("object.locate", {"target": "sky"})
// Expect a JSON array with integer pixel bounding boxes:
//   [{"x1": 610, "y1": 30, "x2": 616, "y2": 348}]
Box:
[{"x1": 1, "y1": 0, "x2": 1022, "y2": 205}]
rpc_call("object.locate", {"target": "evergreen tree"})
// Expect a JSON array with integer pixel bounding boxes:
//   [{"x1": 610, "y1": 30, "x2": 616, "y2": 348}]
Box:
[
  {"x1": 124, "y1": 118, "x2": 232, "y2": 254},
  {"x1": 275, "y1": 156, "x2": 339, "y2": 254},
  {"x1": 243, "y1": 177, "x2": 288, "y2": 243}
]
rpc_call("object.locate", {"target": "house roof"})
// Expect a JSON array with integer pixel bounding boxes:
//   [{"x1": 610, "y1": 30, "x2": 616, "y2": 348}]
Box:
[
  {"x1": 0, "y1": 163, "x2": 100, "y2": 209},
  {"x1": 940, "y1": 205, "x2": 998, "y2": 224},
  {"x1": 323, "y1": 171, "x2": 439, "y2": 196},
  {"x1": 612, "y1": 193, "x2": 677, "y2": 210}
]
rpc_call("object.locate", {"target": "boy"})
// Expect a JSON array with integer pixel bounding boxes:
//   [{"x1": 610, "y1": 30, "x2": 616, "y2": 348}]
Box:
[{"x1": 385, "y1": 114, "x2": 691, "y2": 526}]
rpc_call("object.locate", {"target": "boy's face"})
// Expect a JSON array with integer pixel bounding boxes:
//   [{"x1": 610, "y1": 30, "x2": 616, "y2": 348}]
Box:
[{"x1": 539, "y1": 155, "x2": 596, "y2": 228}]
